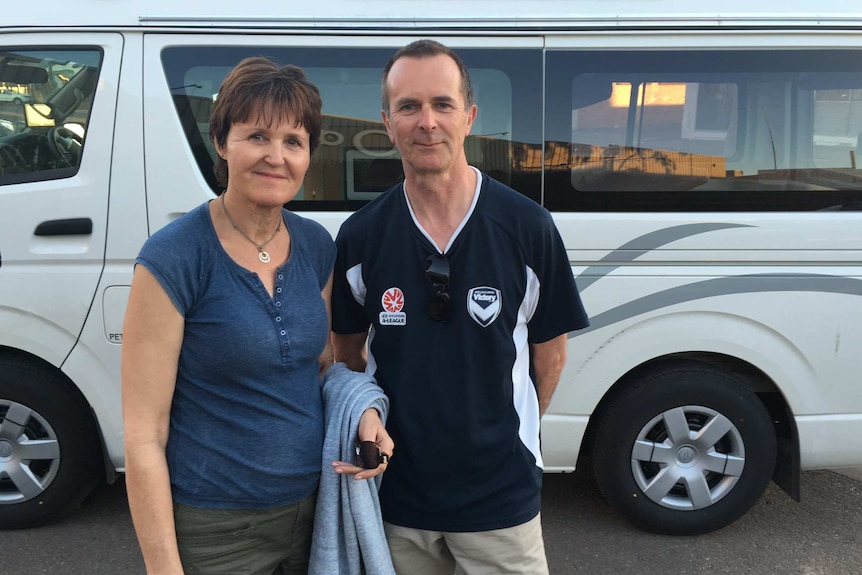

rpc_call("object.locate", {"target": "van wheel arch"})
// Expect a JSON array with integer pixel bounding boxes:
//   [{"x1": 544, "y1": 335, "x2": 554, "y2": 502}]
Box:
[
  {"x1": 0, "y1": 351, "x2": 103, "y2": 528},
  {"x1": 589, "y1": 359, "x2": 779, "y2": 535}
]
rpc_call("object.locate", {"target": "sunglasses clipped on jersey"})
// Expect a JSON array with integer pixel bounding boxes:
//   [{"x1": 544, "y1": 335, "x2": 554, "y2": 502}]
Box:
[{"x1": 425, "y1": 253, "x2": 451, "y2": 322}]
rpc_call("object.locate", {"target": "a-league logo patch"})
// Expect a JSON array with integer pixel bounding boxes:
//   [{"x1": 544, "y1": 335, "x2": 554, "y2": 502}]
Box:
[
  {"x1": 379, "y1": 287, "x2": 406, "y2": 325},
  {"x1": 467, "y1": 286, "x2": 501, "y2": 327}
]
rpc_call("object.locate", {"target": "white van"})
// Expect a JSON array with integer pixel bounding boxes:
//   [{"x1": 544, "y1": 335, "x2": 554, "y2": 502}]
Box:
[{"x1": 2, "y1": 0, "x2": 862, "y2": 534}]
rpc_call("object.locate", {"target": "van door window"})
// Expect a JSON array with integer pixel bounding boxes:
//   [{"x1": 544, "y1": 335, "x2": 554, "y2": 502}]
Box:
[
  {"x1": 160, "y1": 46, "x2": 542, "y2": 209},
  {"x1": 0, "y1": 49, "x2": 101, "y2": 186},
  {"x1": 544, "y1": 50, "x2": 862, "y2": 211}
]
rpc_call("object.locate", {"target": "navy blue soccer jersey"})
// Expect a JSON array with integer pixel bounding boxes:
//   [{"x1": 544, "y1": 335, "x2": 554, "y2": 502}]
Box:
[{"x1": 332, "y1": 172, "x2": 589, "y2": 532}]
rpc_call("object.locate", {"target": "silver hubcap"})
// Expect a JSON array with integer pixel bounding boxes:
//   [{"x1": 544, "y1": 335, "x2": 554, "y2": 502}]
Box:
[
  {"x1": 630, "y1": 405, "x2": 745, "y2": 511},
  {"x1": 0, "y1": 439, "x2": 13, "y2": 459},
  {"x1": 0, "y1": 400, "x2": 61, "y2": 504}
]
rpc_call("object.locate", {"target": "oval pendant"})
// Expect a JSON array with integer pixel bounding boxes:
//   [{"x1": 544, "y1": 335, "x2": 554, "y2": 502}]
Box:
[{"x1": 258, "y1": 250, "x2": 271, "y2": 264}]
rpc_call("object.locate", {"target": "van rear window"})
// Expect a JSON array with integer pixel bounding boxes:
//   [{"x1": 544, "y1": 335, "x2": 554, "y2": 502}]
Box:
[{"x1": 544, "y1": 50, "x2": 862, "y2": 211}]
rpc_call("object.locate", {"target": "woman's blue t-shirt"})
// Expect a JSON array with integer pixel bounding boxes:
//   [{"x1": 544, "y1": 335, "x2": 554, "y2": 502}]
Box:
[{"x1": 136, "y1": 201, "x2": 336, "y2": 509}]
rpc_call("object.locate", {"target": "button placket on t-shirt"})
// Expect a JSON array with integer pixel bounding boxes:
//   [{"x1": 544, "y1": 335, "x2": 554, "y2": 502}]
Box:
[{"x1": 273, "y1": 271, "x2": 292, "y2": 366}]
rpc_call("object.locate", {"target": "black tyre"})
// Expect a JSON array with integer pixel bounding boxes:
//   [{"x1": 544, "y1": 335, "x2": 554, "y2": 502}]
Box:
[
  {"x1": 0, "y1": 356, "x2": 101, "y2": 528},
  {"x1": 591, "y1": 361, "x2": 776, "y2": 535}
]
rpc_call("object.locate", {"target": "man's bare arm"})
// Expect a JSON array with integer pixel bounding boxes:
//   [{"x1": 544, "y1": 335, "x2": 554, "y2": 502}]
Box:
[
  {"x1": 332, "y1": 331, "x2": 369, "y2": 372},
  {"x1": 531, "y1": 333, "x2": 569, "y2": 416}
]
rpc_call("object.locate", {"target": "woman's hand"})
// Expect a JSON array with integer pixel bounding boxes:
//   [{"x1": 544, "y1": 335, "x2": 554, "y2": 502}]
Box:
[{"x1": 332, "y1": 408, "x2": 394, "y2": 480}]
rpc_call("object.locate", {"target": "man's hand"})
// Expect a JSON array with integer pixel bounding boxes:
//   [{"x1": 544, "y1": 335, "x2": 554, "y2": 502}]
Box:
[{"x1": 332, "y1": 407, "x2": 394, "y2": 480}]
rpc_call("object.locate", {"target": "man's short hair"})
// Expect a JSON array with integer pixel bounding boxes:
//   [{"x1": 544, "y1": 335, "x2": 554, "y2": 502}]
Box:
[{"x1": 381, "y1": 39, "x2": 475, "y2": 113}]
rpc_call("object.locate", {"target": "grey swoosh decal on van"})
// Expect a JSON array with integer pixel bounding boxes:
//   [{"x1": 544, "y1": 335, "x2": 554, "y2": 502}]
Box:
[
  {"x1": 578, "y1": 273, "x2": 862, "y2": 335},
  {"x1": 577, "y1": 223, "x2": 753, "y2": 291}
]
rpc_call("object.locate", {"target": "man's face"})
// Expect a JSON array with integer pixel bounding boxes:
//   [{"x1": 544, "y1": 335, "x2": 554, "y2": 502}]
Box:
[{"x1": 382, "y1": 54, "x2": 477, "y2": 177}]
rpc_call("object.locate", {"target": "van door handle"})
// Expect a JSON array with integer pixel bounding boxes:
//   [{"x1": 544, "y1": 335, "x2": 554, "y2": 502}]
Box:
[{"x1": 34, "y1": 218, "x2": 93, "y2": 236}]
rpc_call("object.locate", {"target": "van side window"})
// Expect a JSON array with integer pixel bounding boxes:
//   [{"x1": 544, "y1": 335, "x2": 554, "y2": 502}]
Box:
[
  {"x1": 161, "y1": 46, "x2": 543, "y2": 209},
  {"x1": 0, "y1": 49, "x2": 101, "y2": 186},
  {"x1": 544, "y1": 50, "x2": 862, "y2": 211}
]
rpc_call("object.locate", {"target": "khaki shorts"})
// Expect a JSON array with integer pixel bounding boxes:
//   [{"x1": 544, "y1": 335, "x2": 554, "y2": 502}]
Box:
[
  {"x1": 173, "y1": 491, "x2": 315, "y2": 575},
  {"x1": 384, "y1": 513, "x2": 549, "y2": 575}
]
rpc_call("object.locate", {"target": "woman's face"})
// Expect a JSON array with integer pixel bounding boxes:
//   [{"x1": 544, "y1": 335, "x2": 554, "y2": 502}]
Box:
[{"x1": 218, "y1": 115, "x2": 311, "y2": 207}]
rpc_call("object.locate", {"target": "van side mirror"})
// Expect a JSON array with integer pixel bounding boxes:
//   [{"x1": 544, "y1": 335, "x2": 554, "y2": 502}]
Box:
[{"x1": 23, "y1": 103, "x2": 56, "y2": 127}]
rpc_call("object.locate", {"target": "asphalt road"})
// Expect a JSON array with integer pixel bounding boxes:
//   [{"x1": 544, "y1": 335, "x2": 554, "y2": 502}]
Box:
[{"x1": 3, "y1": 464, "x2": 862, "y2": 575}]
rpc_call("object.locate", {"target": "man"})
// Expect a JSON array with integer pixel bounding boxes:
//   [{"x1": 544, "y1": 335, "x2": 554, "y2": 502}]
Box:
[{"x1": 331, "y1": 39, "x2": 589, "y2": 574}]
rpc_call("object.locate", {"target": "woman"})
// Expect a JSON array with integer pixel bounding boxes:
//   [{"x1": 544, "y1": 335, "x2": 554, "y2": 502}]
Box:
[{"x1": 122, "y1": 57, "x2": 389, "y2": 575}]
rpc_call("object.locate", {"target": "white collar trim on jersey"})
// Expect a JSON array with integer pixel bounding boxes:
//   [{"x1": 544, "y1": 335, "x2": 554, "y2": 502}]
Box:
[{"x1": 403, "y1": 166, "x2": 482, "y2": 255}]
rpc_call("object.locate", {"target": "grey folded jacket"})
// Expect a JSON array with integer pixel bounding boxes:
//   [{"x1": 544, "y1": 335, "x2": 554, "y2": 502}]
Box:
[{"x1": 308, "y1": 363, "x2": 396, "y2": 575}]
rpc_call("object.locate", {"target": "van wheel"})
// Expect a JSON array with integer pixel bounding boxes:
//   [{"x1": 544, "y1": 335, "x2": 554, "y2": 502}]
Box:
[
  {"x1": 0, "y1": 356, "x2": 101, "y2": 529},
  {"x1": 591, "y1": 361, "x2": 776, "y2": 535}
]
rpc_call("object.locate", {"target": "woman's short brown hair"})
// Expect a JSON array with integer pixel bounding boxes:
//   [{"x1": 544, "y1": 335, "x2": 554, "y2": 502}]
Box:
[{"x1": 209, "y1": 57, "x2": 322, "y2": 188}]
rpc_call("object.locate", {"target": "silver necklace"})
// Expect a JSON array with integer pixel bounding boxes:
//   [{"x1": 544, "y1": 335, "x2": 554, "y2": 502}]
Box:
[{"x1": 221, "y1": 192, "x2": 281, "y2": 263}]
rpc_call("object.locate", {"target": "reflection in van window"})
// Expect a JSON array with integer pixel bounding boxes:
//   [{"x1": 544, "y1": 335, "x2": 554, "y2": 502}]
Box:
[
  {"x1": 814, "y1": 86, "x2": 862, "y2": 168},
  {"x1": 544, "y1": 50, "x2": 862, "y2": 211},
  {"x1": 161, "y1": 46, "x2": 543, "y2": 209},
  {"x1": 0, "y1": 49, "x2": 101, "y2": 186}
]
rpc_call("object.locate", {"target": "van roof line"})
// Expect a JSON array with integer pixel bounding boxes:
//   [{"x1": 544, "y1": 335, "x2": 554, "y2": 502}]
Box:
[
  {"x1": 134, "y1": 14, "x2": 862, "y2": 30},
  {"x1": 5, "y1": 0, "x2": 862, "y2": 31}
]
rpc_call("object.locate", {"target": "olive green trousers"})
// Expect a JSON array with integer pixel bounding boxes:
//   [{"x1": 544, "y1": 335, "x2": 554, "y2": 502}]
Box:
[{"x1": 173, "y1": 491, "x2": 315, "y2": 575}]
